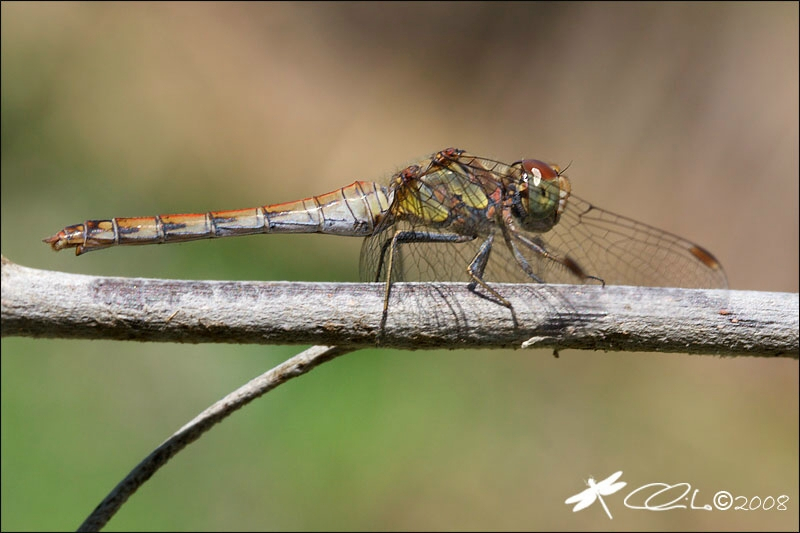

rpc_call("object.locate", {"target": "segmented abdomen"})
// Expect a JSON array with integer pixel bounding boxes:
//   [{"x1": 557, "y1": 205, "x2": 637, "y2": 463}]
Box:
[{"x1": 45, "y1": 181, "x2": 390, "y2": 255}]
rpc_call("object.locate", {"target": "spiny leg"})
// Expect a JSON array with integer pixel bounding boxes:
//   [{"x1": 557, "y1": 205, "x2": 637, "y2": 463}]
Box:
[
  {"x1": 498, "y1": 223, "x2": 546, "y2": 283},
  {"x1": 465, "y1": 233, "x2": 512, "y2": 308}
]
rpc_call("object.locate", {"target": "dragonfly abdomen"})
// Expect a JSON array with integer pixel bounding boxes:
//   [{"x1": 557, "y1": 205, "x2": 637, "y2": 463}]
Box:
[{"x1": 45, "y1": 181, "x2": 391, "y2": 255}]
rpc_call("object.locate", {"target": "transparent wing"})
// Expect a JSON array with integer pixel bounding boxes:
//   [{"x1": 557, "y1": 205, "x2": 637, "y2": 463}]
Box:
[
  {"x1": 359, "y1": 151, "x2": 727, "y2": 290},
  {"x1": 532, "y1": 194, "x2": 728, "y2": 289},
  {"x1": 360, "y1": 220, "x2": 544, "y2": 283}
]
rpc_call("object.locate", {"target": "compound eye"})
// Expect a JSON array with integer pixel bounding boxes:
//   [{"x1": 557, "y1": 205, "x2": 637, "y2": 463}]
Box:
[
  {"x1": 514, "y1": 158, "x2": 569, "y2": 231},
  {"x1": 521, "y1": 159, "x2": 559, "y2": 184}
]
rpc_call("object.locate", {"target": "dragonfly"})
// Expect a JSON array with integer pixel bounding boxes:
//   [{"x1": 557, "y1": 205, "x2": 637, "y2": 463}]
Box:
[{"x1": 45, "y1": 147, "x2": 728, "y2": 319}]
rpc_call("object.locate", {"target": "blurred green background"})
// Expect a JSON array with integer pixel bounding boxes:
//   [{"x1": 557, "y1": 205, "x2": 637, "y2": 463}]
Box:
[{"x1": 2, "y1": 2, "x2": 797, "y2": 531}]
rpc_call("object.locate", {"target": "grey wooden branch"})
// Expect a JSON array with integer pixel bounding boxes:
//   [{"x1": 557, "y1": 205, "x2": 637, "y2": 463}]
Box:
[{"x1": 2, "y1": 256, "x2": 797, "y2": 357}]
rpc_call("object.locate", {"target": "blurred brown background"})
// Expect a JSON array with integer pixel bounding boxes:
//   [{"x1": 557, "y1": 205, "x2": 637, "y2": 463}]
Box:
[{"x1": 2, "y1": 2, "x2": 797, "y2": 531}]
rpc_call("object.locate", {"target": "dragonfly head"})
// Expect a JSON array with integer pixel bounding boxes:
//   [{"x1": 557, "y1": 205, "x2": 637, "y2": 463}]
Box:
[{"x1": 512, "y1": 159, "x2": 571, "y2": 232}]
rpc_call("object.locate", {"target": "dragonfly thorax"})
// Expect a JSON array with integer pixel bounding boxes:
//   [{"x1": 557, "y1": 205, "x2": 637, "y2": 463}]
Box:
[
  {"x1": 512, "y1": 159, "x2": 571, "y2": 233},
  {"x1": 390, "y1": 163, "x2": 500, "y2": 236}
]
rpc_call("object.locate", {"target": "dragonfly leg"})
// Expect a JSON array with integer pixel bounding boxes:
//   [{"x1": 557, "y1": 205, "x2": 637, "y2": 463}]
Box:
[
  {"x1": 504, "y1": 219, "x2": 606, "y2": 285},
  {"x1": 379, "y1": 230, "x2": 476, "y2": 327},
  {"x1": 465, "y1": 234, "x2": 512, "y2": 308},
  {"x1": 498, "y1": 226, "x2": 546, "y2": 283}
]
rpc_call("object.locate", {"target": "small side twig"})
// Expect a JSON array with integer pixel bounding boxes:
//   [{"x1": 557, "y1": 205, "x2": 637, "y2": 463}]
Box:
[{"x1": 76, "y1": 344, "x2": 353, "y2": 532}]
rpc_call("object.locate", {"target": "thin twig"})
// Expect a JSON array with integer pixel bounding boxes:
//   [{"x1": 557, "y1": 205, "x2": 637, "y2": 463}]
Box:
[
  {"x1": 2, "y1": 256, "x2": 797, "y2": 357},
  {"x1": 75, "y1": 344, "x2": 353, "y2": 532}
]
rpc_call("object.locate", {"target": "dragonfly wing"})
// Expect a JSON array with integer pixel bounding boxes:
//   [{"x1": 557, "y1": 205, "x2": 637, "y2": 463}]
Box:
[
  {"x1": 361, "y1": 148, "x2": 728, "y2": 291},
  {"x1": 359, "y1": 220, "x2": 559, "y2": 285},
  {"x1": 359, "y1": 151, "x2": 568, "y2": 285},
  {"x1": 452, "y1": 152, "x2": 728, "y2": 289},
  {"x1": 515, "y1": 194, "x2": 729, "y2": 289}
]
